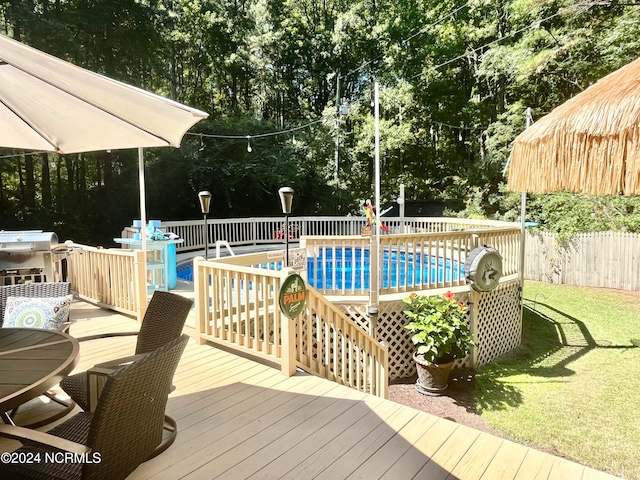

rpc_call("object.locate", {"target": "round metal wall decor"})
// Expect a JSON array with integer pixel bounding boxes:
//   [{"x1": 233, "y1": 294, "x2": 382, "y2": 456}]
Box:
[
  {"x1": 465, "y1": 246, "x2": 502, "y2": 292},
  {"x1": 279, "y1": 273, "x2": 307, "y2": 319}
]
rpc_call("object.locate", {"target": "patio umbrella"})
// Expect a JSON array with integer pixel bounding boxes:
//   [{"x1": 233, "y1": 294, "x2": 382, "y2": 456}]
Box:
[
  {"x1": 0, "y1": 33, "x2": 208, "y2": 253},
  {"x1": 508, "y1": 56, "x2": 640, "y2": 196}
]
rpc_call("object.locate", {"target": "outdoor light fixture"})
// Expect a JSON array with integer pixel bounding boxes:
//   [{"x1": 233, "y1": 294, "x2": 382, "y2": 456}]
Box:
[
  {"x1": 278, "y1": 186, "x2": 294, "y2": 267},
  {"x1": 247, "y1": 136, "x2": 252, "y2": 153},
  {"x1": 198, "y1": 190, "x2": 212, "y2": 259}
]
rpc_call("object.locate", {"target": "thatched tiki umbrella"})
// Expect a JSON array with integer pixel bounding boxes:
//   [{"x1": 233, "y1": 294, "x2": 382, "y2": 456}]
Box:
[{"x1": 508, "y1": 57, "x2": 640, "y2": 196}]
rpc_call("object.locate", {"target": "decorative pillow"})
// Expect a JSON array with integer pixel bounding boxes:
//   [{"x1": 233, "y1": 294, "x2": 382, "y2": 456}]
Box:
[{"x1": 3, "y1": 295, "x2": 73, "y2": 330}]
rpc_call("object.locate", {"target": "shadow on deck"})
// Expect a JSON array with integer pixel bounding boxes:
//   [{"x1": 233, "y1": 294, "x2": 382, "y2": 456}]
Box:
[{"x1": 1, "y1": 299, "x2": 621, "y2": 480}]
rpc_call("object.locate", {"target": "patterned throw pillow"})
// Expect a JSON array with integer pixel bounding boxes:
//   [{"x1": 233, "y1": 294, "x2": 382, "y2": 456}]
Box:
[{"x1": 3, "y1": 295, "x2": 73, "y2": 330}]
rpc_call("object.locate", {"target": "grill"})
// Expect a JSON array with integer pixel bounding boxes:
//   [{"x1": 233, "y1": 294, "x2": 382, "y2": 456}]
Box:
[{"x1": 0, "y1": 231, "x2": 59, "y2": 285}]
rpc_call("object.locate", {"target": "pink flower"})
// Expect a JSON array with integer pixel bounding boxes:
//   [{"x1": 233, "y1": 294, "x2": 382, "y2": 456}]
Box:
[{"x1": 444, "y1": 291, "x2": 455, "y2": 301}]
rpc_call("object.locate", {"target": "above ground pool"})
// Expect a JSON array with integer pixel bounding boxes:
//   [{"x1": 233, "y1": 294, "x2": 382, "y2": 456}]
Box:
[
  {"x1": 306, "y1": 247, "x2": 463, "y2": 290},
  {"x1": 178, "y1": 247, "x2": 464, "y2": 290}
]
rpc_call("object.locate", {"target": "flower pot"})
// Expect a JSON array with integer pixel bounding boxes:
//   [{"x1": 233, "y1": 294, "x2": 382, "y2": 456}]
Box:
[{"x1": 413, "y1": 353, "x2": 455, "y2": 395}]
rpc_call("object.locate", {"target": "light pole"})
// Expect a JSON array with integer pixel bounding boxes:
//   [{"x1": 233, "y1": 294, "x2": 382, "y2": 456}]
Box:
[
  {"x1": 397, "y1": 183, "x2": 405, "y2": 234},
  {"x1": 198, "y1": 191, "x2": 212, "y2": 259},
  {"x1": 278, "y1": 186, "x2": 294, "y2": 267}
]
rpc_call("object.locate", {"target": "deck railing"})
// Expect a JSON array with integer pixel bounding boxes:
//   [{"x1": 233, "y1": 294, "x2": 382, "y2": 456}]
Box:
[
  {"x1": 61, "y1": 218, "x2": 520, "y2": 393},
  {"x1": 162, "y1": 216, "x2": 519, "y2": 253},
  {"x1": 193, "y1": 255, "x2": 286, "y2": 365},
  {"x1": 301, "y1": 227, "x2": 520, "y2": 297},
  {"x1": 58, "y1": 242, "x2": 146, "y2": 321},
  {"x1": 192, "y1": 253, "x2": 388, "y2": 397},
  {"x1": 300, "y1": 286, "x2": 388, "y2": 397}
]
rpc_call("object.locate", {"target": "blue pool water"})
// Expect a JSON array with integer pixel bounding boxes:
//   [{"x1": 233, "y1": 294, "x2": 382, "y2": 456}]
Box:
[
  {"x1": 307, "y1": 248, "x2": 463, "y2": 289},
  {"x1": 177, "y1": 263, "x2": 194, "y2": 282},
  {"x1": 178, "y1": 248, "x2": 464, "y2": 289}
]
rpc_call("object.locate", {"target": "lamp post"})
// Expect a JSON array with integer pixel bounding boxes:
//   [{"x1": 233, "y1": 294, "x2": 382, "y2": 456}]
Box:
[
  {"x1": 278, "y1": 186, "x2": 294, "y2": 267},
  {"x1": 198, "y1": 191, "x2": 212, "y2": 259}
]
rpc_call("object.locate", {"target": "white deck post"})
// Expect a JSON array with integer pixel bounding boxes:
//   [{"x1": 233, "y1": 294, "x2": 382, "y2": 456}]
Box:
[
  {"x1": 279, "y1": 270, "x2": 298, "y2": 376},
  {"x1": 193, "y1": 256, "x2": 207, "y2": 345}
]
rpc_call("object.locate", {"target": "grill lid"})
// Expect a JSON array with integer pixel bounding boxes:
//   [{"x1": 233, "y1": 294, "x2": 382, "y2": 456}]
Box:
[{"x1": 0, "y1": 230, "x2": 59, "y2": 252}]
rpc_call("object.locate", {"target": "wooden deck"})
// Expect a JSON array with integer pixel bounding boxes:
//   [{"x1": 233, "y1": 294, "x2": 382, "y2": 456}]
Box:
[{"x1": 2, "y1": 300, "x2": 621, "y2": 480}]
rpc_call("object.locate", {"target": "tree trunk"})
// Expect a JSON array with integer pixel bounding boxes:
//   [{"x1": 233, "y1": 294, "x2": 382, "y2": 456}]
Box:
[
  {"x1": 56, "y1": 157, "x2": 62, "y2": 214},
  {"x1": 17, "y1": 158, "x2": 25, "y2": 203},
  {"x1": 41, "y1": 152, "x2": 52, "y2": 209},
  {"x1": 65, "y1": 156, "x2": 74, "y2": 201},
  {"x1": 24, "y1": 153, "x2": 36, "y2": 210}
]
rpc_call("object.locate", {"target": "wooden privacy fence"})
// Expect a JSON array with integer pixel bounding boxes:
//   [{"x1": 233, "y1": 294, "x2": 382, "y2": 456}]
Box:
[
  {"x1": 57, "y1": 242, "x2": 146, "y2": 321},
  {"x1": 525, "y1": 231, "x2": 640, "y2": 291},
  {"x1": 162, "y1": 216, "x2": 519, "y2": 254},
  {"x1": 192, "y1": 254, "x2": 388, "y2": 397}
]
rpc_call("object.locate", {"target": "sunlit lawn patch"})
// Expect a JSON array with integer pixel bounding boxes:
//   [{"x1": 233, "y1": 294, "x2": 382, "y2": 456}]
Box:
[{"x1": 476, "y1": 282, "x2": 640, "y2": 479}]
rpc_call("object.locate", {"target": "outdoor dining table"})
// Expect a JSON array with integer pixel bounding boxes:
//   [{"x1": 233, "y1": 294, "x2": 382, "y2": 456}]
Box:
[{"x1": 0, "y1": 328, "x2": 79, "y2": 424}]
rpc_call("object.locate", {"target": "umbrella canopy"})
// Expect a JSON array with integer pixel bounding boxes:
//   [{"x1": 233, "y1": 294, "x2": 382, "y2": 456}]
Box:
[
  {"x1": 0, "y1": 34, "x2": 207, "y2": 153},
  {"x1": 508, "y1": 57, "x2": 640, "y2": 196},
  {"x1": 0, "y1": 34, "x2": 208, "y2": 262}
]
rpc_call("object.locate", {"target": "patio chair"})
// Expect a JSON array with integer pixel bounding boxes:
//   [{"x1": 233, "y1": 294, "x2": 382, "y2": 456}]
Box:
[
  {"x1": 59, "y1": 290, "x2": 192, "y2": 456},
  {"x1": 0, "y1": 334, "x2": 189, "y2": 480},
  {"x1": 0, "y1": 282, "x2": 75, "y2": 428},
  {"x1": 60, "y1": 290, "x2": 193, "y2": 411},
  {"x1": 0, "y1": 281, "x2": 72, "y2": 327}
]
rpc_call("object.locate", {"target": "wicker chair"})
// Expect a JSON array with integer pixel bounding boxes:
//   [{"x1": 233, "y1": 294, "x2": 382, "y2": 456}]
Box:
[
  {"x1": 0, "y1": 282, "x2": 71, "y2": 326},
  {"x1": 60, "y1": 290, "x2": 192, "y2": 456},
  {"x1": 0, "y1": 334, "x2": 189, "y2": 480},
  {"x1": 0, "y1": 282, "x2": 74, "y2": 428},
  {"x1": 61, "y1": 290, "x2": 192, "y2": 409}
]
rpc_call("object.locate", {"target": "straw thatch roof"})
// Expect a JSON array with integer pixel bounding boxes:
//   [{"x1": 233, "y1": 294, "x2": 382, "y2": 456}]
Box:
[{"x1": 508, "y1": 57, "x2": 640, "y2": 196}]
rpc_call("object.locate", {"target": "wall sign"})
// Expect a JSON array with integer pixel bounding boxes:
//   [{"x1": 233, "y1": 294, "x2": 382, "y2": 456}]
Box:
[
  {"x1": 465, "y1": 246, "x2": 502, "y2": 292},
  {"x1": 287, "y1": 248, "x2": 307, "y2": 271},
  {"x1": 279, "y1": 273, "x2": 307, "y2": 319}
]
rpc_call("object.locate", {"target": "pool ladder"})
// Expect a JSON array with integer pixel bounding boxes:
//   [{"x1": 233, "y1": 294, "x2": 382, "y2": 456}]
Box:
[{"x1": 215, "y1": 240, "x2": 235, "y2": 258}]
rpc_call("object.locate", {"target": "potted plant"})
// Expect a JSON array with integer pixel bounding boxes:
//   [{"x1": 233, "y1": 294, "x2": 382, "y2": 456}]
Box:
[{"x1": 403, "y1": 291, "x2": 476, "y2": 395}]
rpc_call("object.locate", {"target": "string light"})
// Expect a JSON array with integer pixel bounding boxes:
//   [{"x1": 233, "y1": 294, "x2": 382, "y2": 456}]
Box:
[
  {"x1": 188, "y1": 118, "x2": 324, "y2": 141},
  {"x1": 246, "y1": 136, "x2": 252, "y2": 153}
]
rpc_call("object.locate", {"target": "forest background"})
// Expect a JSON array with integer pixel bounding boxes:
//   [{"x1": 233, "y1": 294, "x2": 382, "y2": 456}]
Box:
[{"x1": 1, "y1": 0, "x2": 640, "y2": 246}]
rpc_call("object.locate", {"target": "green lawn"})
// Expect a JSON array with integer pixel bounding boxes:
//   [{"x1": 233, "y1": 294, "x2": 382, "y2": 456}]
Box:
[{"x1": 476, "y1": 281, "x2": 640, "y2": 480}]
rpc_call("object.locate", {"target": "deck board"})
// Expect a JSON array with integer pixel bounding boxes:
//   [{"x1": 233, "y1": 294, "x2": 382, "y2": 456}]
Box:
[
  {"x1": 280, "y1": 399, "x2": 404, "y2": 480},
  {"x1": 414, "y1": 425, "x2": 481, "y2": 480},
  {"x1": 447, "y1": 432, "x2": 504, "y2": 480},
  {"x1": 479, "y1": 440, "x2": 530, "y2": 480},
  {"x1": 345, "y1": 413, "x2": 440, "y2": 479},
  {"x1": 140, "y1": 377, "x2": 342, "y2": 480},
  {"x1": 379, "y1": 418, "x2": 458, "y2": 480},
  {"x1": 0, "y1": 301, "x2": 622, "y2": 480}
]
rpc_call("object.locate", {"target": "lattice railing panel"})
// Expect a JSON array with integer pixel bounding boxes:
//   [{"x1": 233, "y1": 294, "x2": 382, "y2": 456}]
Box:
[
  {"x1": 336, "y1": 286, "x2": 521, "y2": 380},
  {"x1": 335, "y1": 303, "x2": 369, "y2": 331},
  {"x1": 473, "y1": 280, "x2": 522, "y2": 367},
  {"x1": 377, "y1": 300, "x2": 416, "y2": 380},
  {"x1": 337, "y1": 293, "x2": 472, "y2": 380}
]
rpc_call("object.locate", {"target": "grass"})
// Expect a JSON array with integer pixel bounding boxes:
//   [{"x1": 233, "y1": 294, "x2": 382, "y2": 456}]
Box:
[{"x1": 476, "y1": 281, "x2": 640, "y2": 480}]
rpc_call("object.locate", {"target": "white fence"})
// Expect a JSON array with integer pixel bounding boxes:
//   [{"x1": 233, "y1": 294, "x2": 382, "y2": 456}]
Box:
[
  {"x1": 161, "y1": 216, "x2": 519, "y2": 253},
  {"x1": 525, "y1": 231, "x2": 640, "y2": 291}
]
